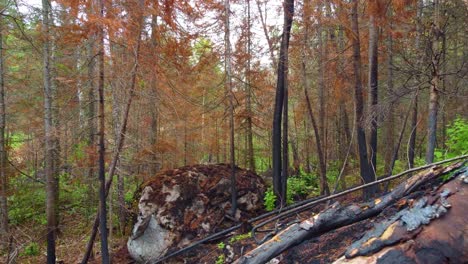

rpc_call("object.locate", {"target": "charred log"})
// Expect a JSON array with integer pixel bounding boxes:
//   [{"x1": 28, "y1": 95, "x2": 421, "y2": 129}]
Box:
[{"x1": 234, "y1": 162, "x2": 464, "y2": 264}]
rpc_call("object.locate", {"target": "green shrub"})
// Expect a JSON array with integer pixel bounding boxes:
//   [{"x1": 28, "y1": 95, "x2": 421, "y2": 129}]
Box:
[
  {"x1": 436, "y1": 117, "x2": 468, "y2": 160},
  {"x1": 264, "y1": 172, "x2": 319, "y2": 210},
  {"x1": 20, "y1": 242, "x2": 40, "y2": 257},
  {"x1": 8, "y1": 176, "x2": 46, "y2": 225},
  {"x1": 215, "y1": 254, "x2": 225, "y2": 264},
  {"x1": 217, "y1": 242, "x2": 226, "y2": 250},
  {"x1": 229, "y1": 232, "x2": 252, "y2": 243},
  {"x1": 263, "y1": 187, "x2": 276, "y2": 211}
]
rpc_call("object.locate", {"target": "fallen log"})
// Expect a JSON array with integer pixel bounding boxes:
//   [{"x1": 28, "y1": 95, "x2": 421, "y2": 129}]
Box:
[{"x1": 234, "y1": 161, "x2": 464, "y2": 264}]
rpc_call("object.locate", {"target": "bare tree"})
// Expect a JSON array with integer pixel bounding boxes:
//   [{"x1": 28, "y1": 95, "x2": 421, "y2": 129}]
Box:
[
  {"x1": 42, "y1": 0, "x2": 59, "y2": 262},
  {"x1": 225, "y1": 0, "x2": 237, "y2": 216},
  {"x1": 426, "y1": 0, "x2": 443, "y2": 163},
  {"x1": 0, "y1": 5, "x2": 9, "y2": 246},
  {"x1": 350, "y1": 0, "x2": 376, "y2": 199},
  {"x1": 272, "y1": 0, "x2": 294, "y2": 206},
  {"x1": 368, "y1": 11, "x2": 379, "y2": 175},
  {"x1": 245, "y1": 0, "x2": 255, "y2": 172}
]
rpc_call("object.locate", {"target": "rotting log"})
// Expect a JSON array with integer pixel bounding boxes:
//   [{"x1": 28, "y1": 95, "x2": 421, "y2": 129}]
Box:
[{"x1": 234, "y1": 162, "x2": 464, "y2": 264}]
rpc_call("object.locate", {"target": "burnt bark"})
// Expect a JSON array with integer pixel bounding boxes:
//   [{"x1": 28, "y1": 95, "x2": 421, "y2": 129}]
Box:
[
  {"x1": 350, "y1": 0, "x2": 376, "y2": 198},
  {"x1": 96, "y1": 0, "x2": 109, "y2": 261},
  {"x1": 368, "y1": 14, "x2": 379, "y2": 175},
  {"x1": 225, "y1": 0, "x2": 237, "y2": 215},
  {"x1": 234, "y1": 162, "x2": 464, "y2": 264},
  {"x1": 272, "y1": 0, "x2": 294, "y2": 207}
]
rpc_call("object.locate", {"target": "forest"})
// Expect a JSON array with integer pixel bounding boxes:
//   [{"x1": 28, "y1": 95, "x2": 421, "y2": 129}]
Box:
[{"x1": 0, "y1": 0, "x2": 467, "y2": 263}]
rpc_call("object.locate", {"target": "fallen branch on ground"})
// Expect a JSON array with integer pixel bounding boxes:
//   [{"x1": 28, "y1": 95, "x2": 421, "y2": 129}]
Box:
[{"x1": 234, "y1": 161, "x2": 465, "y2": 264}]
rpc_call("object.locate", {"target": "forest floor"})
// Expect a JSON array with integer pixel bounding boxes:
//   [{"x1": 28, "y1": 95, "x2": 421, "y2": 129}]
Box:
[
  {"x1": 3, "y1": 162, "x2": 466, "y2": 263},
  {"x1": 0, "y1": 184, "x2": 401, "y2": 263},
  {"x1": 108, "y1": 190, "x2": 366, "y2": 264}
]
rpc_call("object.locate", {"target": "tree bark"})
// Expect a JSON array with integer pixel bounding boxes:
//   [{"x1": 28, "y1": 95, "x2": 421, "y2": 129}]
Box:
[
  {"x1": 86, "y1": 22, "x2": 97, "y2": 215},
  {"x1": 426, "y1": 0, "x2": 442, "y2": 164},
  {"x1": 273, "y1": 0, "x2": 294, "y2": 207},
  {"x1": 304, "y1": 86, "x2": 330, "y2": 196},
  {"x1": 317, "y1": 2, "x2": 326, "y2": 164},
  {"x1": 246, "y1": 0, "x2": 255, "y2": 172},
  {"x1": 384, "y1": 10, "x2": 394, "y2": 175},
  {"x1": 96, "y1": 0, "x2": 109, "y2": 261},
  {"x1": 0, "y1": 10, "x2": 9, "y2": 245},
  {"x1": 409, "y1": 0, "x2": 424, "y2": 169},
  {"x1": 42, "y1": 0, "x2": 59, "y2": 262},
  {"x1": 350, "y1": 0, "x2": 376, "y2": 199},
  {"x1": 368, "y1": 14, "x2": 379, "y2": 175},
  {"x1": 225, "y1": 0, "x2": 237, "y2": 216}
]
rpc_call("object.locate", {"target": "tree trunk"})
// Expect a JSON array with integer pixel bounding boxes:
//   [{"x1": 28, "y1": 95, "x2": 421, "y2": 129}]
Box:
[
  {"x1": 86, "y1": 29, "x2": 97, "y2": 215},
  {"x1": 384, "y1": 12, "x2": 395, "y2": 175},
  {"x1": 81, "y1": 1, "x2": 144, "y2": 261},
  {"x1": 246, "y1": 0, "x2": 255, "y2": 172},
  {"x1": 97, "y1": 0, "x2": 109, "y2": 261},
  {"x1": 225, "y1": 0, "x2": 237, "y2": 216},
  {"x1": 426, "y1": 0, "x2": 442, "y2": 164},
  {"x1": 149, "y1": 14, "x2": 159, "y2": 175},
  {"x1": 368, "y1": 14, "x2": 379, "y2": 175},
  {"x1": 304, "y1": 86, "x2": 330, "y2": 196},
  {"x1": 409, "y1": 0, "x2": 424, "y2": 169},
  {"x1": 350, "y1": 0, "x2": 376, "y2": 199},
  {"x1": 317, "y1": 2, "x2": 326, "y2": 166},
  {"x1": 42, "y1": 0, "x2": 59, "y2": 263},
  {"x1": 273, "y1": 0, "x2": 294, "y2": 207},
  {"x1": 0, "y1": 11, "x2": 9, "y2": 245},
  {"x1": 301, "y1": 7, "x2": 329, "y2": 195}
]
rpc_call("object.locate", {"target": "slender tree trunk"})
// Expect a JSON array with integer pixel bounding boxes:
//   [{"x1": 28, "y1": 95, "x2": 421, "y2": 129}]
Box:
[
  {"x1": 409, "y1": 0, "x2": 423, "y2": 168},
  {"x1": 246, "y1": 0, "x2": 255, "y2": 172},
  {"x1": 304, "y1": 86, "x2": 330, "y2": 196},
  {"x1": 42, "y1": 0, "x2": 59, "y2": 263},
  {"x1": 256, "y1": 0, "x2": 277, "y2": 69},
  {"x1": 317, "y1": 2, "x2": 326, "y2": 167},
  {"x1": 0, "y1": 12, "x2": 9, "y2": 245},
  {"x1": 440, "y1": 31, "x2": 447, "y2": 148},
  {"x1": 368, "y1": 14, "x2": 379, "y2": 175},
  {"x1": 109, "y1": 47, "x2": 124, "y2": 236},
  {"x1": 304, "y1": 120, "x2": 311, "y2": 173},
  {"x1": 301, "y1": 4, "x2": 329, "y2": 195},
  {"x1": 149, "y1": 14, "x2": 159, "y2": 174},
  {"x1": 225, "y1": 0, "x2": 237, "y2": 215},
  {"x1": 426, "y1": 0, "x2": 442, "y2": 164},
  {"x1": 350, "y1": 0, "x2": 376, "y2": 199},
  {"x1": 81, "y1": 1, "x2": 144, "y2": 261},
  {"x1": 273, "y1": 0, "x2": 294, "y2": 207},
  {"x1": 384, "y1": 29, "x2": 395, "y2": 175},
  {"x1": 86, "y1": 30, "x2": 97, "y2": 215},
  {"x1": 96, "y1": 0, "x2": 109, "y2": 261},
  {"x1": 337, "y1": 24, "x2": 353, "y2": 160}
]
